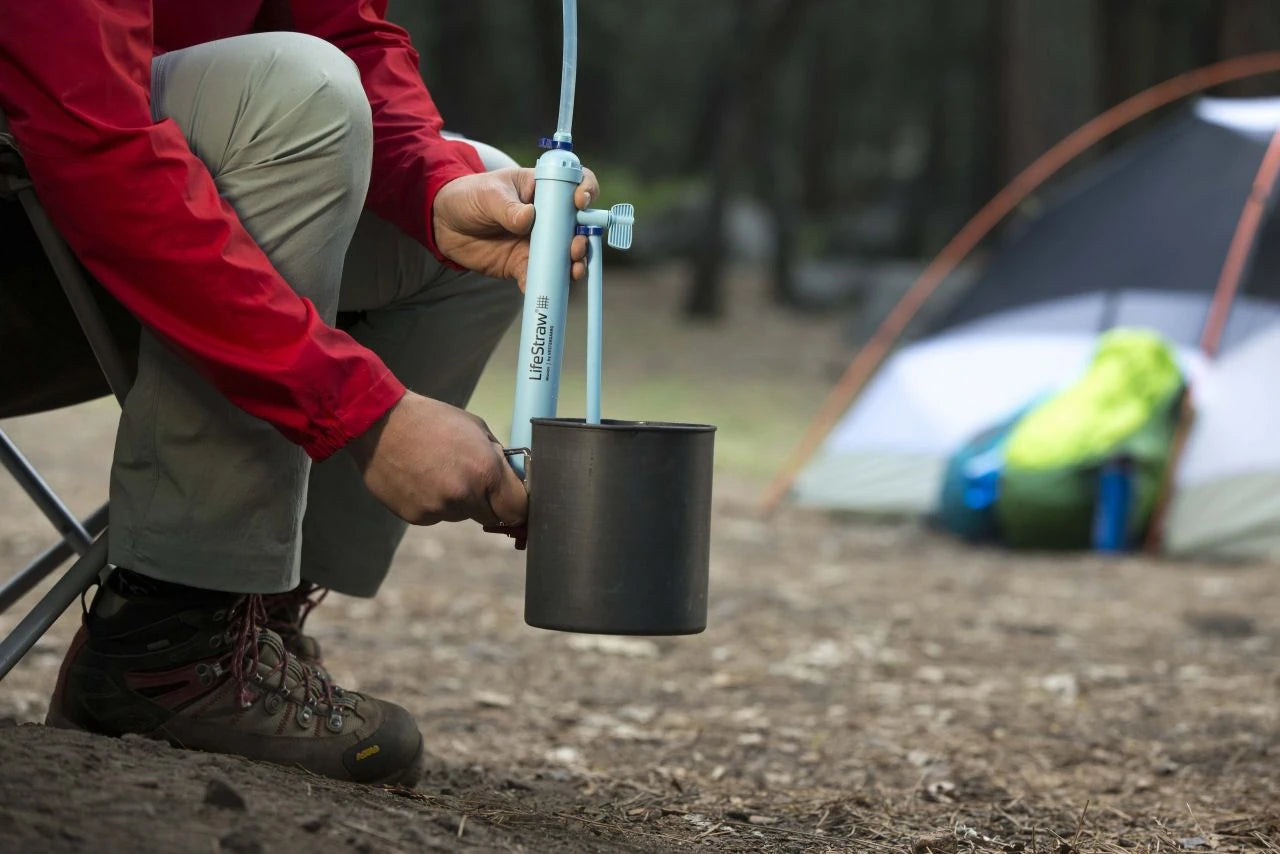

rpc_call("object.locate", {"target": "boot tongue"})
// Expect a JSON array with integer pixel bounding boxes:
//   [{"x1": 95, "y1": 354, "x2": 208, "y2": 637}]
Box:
[{"x1": 254, "y1": 631, "x2": 307, "y2": 685}]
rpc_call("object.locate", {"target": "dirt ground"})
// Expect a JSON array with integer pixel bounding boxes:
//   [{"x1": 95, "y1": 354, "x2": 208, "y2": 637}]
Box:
[{"x1": 1, "y1": 270, "x2": 1278, "y2": 853}]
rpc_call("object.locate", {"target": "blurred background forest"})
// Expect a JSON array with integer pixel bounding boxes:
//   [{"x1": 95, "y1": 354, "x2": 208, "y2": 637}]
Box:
[{"x1": 387, "y1": 0, "x2": 1280, "y2": 320}]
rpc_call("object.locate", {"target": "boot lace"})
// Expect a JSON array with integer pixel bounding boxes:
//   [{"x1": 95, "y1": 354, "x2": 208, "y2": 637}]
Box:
[
  {"x1": 227, "y1": 594, "x2": 354, "y2": 725},
  {"x1": 261, "y1": 582, "x2": 329, "y2": 643}
]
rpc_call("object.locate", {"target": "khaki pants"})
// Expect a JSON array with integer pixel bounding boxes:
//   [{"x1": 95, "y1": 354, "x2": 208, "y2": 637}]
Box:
[{"x1": 108, "y1": 33, "x2": 521, "y2": 596}]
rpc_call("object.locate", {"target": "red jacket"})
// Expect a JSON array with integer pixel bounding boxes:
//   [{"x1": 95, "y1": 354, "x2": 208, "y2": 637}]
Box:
[{"x1": 0, "y1": 0, "x2": 486, "y2": 459}]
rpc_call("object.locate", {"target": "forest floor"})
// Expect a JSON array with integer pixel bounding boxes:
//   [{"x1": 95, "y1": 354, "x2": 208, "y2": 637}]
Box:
[{"x1": 0, "y1": 268, "x2": 1277, "y2": 853}]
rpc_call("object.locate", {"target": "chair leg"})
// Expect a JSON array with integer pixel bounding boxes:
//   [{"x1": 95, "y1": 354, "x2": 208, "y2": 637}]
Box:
[
  {"x1": 0, "y1": 535, "x2": 107, "y2": 681},
  {"x1": 16, "y1": 189, "x2": 134, "y2": 405},
  {"x1": 0, "y1": 504, "x2": 109, "y2": 616},
  {"x1": 0, "y1": 430, "x2": 93, "y2": 555}
]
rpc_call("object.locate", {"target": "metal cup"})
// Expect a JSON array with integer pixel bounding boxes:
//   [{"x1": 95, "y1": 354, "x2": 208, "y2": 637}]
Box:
[{"x1": 522, "y1": 417, "x2": 715, "y2": 635}]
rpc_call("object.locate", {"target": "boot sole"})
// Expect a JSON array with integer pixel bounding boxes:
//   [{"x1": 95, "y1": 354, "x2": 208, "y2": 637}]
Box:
[{"x1": 44, "y1": 707, "x2": 428, "y2": 788}]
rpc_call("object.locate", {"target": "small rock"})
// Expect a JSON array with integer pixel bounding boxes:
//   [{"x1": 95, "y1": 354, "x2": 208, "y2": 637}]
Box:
[
  {"x1": 913, "y1": 833, "x2": 958, "y2": 853},
  {"x1": 1039, "y1": 672, "x2": 1079, "y2": 702},
  {"x1": 205, "y1": 777, "x2": 248, "y2": 811},
  {"x1": 565, "y1": 635, "x2": 660, "y2": 658},
  {"x1": 747, "y1": 815, "x2": 777, "y2": 825},
  {"x1": 1184, "y1": 612, "x2": 1256, "y2": 639},
  {"x1": 544, "y1": 745, "x2": 583, "y2": 767},
  {"x1": 219, "y1": 829, "x2": 263, "y2": 854},
  {"x1": 300, "y1": 816, "x2": 327, "y2": 833},
  {"x1": 914, "y1": 666, "x2": 946, "y2": 685},
  {"x1": 473, "y1": 690, "x2": 513, "y2": 709},
  {"x1": 907, "y1": 750, "x2": 933, "y2": 767},
  {"x1": 922, "y1": 780, "x2": 956, "y2": 803}
]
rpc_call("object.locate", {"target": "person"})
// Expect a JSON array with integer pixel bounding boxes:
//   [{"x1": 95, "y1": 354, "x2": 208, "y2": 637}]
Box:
[{"x1": 0, "y1": 0, "x2": 599, "y2": 786}]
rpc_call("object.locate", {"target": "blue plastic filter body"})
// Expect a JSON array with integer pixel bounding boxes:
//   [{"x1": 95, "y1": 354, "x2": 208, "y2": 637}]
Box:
[{"x1": 509, "y1": 147, "x2": 584, "y2": 475}]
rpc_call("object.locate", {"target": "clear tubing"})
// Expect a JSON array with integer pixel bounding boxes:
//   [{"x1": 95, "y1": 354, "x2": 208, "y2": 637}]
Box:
[{"x1": 555, "y1": 0, "x2": 577, "y2": 142}]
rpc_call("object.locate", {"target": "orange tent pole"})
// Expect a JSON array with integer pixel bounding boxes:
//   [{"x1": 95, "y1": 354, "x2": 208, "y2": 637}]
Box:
[
  {"x1": 1142, "y1": 127, "x2": 1280, "y2": 551},
  {"x1": 759, "y1": 52, "x2": 1280, "y2": 516},
  {"x1": 1199, "y1": 129, "x2": 1280, "y2": 358}
]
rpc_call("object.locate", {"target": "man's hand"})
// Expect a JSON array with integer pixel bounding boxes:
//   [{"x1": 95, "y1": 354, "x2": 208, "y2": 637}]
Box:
[
  {"x1": 432, "y1": 166, "x2": 600, "y2": 290},
  {"x1": 347, "y1": 392, "x2": 527, "y2": 527}
]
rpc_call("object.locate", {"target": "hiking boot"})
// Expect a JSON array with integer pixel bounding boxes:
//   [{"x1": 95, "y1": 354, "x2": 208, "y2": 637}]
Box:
[
  {"x1": 263, "y1": 582, "x2": 328, "y2": 669},
  {"x1": 46, "y1": 570, "x2": 425, "y2": 785}
]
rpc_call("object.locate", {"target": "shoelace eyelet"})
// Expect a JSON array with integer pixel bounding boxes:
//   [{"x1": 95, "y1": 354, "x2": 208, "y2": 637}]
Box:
[
  {"x1": 296, "y1": 705, "x2": 314, "y2": 728},
  {"x1": 264, "y1": 693, "x2": 283, "y2": 715},
  {"x1": 326, "y1": 712, "x2": 344, "y2": 733}
]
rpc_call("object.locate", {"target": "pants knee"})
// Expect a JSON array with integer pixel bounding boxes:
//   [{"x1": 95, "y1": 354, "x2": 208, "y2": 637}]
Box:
[
  {"x1": 171, "y1": 32, "x2": 373, "y2": 206},
  {"x1": 253, "y1": 33, "x2": 372, "y2": 176}
]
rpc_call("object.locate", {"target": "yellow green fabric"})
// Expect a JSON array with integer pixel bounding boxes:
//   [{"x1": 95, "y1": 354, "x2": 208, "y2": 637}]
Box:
[{"x1": 1004, "y1": 329, "x2": 1182, "y2": 470}]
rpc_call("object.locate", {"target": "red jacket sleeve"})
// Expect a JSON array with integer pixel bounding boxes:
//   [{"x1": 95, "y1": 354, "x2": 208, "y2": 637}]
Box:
[
  {"x1": 288, "y1": 0, "x2": 486, "y2": 264},
  {"x1": 0, "y1": 0, "x2": 406, "y2": 460}
]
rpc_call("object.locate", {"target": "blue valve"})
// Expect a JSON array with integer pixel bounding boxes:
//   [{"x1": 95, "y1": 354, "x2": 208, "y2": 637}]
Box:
[{"x1": 606, "y1": 203, "x2": 634, "y2": 250}]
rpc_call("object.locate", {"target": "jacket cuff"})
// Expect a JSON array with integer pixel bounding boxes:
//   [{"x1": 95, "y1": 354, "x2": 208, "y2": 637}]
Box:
[
  {"x1": 422, "y1": 142, "x2": 486, "y2": 271},
  {"x1": 303, "y1": 369, "x2": 407, "y2": 461}
]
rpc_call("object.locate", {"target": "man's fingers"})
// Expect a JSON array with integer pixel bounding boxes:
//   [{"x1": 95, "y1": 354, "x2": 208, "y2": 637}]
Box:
[
  {"x1": 485, "y1": 443, "x2": 529, "y2": 525},
  {"x1": 466, "y1": 412, "x2": 497, "y2": 442},
  {"x1": 511, "y1": 244, "x2": 530, "y2": 291},
  {"x1": 570, "y1": 234, "x2": 588, "y2": 281},
  {"x1": 575, "y1": 167, "x2": 599, "y2": 210}
]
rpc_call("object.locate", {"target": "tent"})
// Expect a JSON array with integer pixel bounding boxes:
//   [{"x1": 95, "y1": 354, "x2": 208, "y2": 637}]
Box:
[{"x1": 779, "y1": 93, "x2": 1280, "y2": 559}]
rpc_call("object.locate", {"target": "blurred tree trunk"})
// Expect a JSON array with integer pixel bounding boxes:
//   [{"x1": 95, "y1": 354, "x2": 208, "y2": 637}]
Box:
[
  {"x1": 756, "y1": 66, "x2": 801, "y2": 308},
  {"x1": 686, "y1": 0, "x2": 816, "y2": 320},
  {"x1": 798, "y1": 11, "x2": 837, "y2": 214},
  {"x1": 997, "y1": 0, "x2": 1100, "y2": 178},
  {"x1": 685, "y1": 4, "x2": 753, "y2": 320},
  {"x1": 1216, "y1": 0, "x2": 1280, "y2": 95}
]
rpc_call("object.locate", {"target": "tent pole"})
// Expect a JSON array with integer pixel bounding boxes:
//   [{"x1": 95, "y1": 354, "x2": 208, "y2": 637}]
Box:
[
  {"x1": 759, "y1": 51, "x2": 1280, "y2": 516},
  {"x1": 1143, "y1": 128, "x2": 1280, "y2": 552},
  {"x1": 1198, "y1": 130, "x2": 1280, "y2": 360}
]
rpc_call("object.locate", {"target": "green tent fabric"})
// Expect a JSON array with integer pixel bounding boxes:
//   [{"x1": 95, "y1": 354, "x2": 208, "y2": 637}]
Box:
[{"x1": 995, "y1": 329, "x2": 1184, "y2": 549}]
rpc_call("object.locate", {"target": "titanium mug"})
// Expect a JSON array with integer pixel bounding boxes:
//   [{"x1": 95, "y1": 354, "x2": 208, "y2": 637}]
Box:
[{"x1": 519, "y1": 417, "x2": 715, "y2": 635}]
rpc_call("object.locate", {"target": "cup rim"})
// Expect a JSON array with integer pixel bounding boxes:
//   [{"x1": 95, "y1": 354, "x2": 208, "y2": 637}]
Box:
[{"x1": 530, "y1": 417, "x2": 716, "y2": 433}]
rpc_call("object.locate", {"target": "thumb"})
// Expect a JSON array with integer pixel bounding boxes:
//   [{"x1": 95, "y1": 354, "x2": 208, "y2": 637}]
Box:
[
  {"x1": 504, "y1": 199, "x2": 535, "y2": 236},
  {"x1": 503, "y1": 168, "x2": 537, "y2": 235}
]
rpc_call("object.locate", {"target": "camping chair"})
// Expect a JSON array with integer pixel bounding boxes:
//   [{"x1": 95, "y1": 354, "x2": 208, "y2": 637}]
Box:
[{"x1": 0, "y1": 109, "x2": 135, "y2": 680}]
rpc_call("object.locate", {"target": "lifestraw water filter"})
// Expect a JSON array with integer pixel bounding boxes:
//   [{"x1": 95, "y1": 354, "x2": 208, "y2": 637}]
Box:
[
  {"x1": 507, "y1": 0, "x2": 635, "y2": 473},
  {"x1": 489, "y1": 0, "x2": 714, "y2": 636}
]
